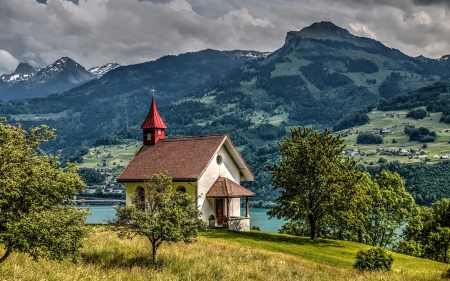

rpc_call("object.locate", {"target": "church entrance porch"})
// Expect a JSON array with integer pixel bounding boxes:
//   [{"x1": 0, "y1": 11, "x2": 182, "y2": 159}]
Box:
[{"x1": 205, "y1": 177, "x2": 255, "y2": 231}]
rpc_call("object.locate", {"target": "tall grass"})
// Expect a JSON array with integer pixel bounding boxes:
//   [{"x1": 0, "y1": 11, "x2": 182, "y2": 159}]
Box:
[{"x1": 0, "y1": 227, "x2": 445, "y2": 280}]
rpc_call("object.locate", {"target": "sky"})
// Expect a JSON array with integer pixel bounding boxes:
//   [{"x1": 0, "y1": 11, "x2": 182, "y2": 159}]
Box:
[{"x1": 0, "y1": 0, "x2": 449, "y2": 74}]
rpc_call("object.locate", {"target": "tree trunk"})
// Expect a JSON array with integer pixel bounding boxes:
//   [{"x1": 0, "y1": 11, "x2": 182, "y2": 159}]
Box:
[
  {"x1": 0, "y1": 248, "x2": 11, "y2": 263},
  {"x1": 152, "y1": 242, "x2": 157, "y2": 266},
  {"x1": 308, "y1": 214, "x2": 317, "y2": 240},
  {"x1": 358, "y1": 230, "x2": 363, "y2": 244}
]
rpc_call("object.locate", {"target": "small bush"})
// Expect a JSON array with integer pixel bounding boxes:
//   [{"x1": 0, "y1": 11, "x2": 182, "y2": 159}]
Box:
[
  {"x1": 353, "y1": 247, "x2": 393, "y2": 272},
  {"x1": 378, "y1": 157, "x2": 387, "y2": 164},
  {"x1": 251, "y1": 225, "x2": 261, "y2": 231}
]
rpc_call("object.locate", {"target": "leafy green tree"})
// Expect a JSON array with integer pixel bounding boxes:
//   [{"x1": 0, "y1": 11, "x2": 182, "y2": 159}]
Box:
[
  {"x1": 267, "y1": 127, "x2": 369, "y2": 240},
  {"x1": 356, "y1": 132, "x2": 383, "y2": 144},
  {"x1": 78, "y1": 167, "x2": 105, "y2": 185},
  {"x1": 399, "y1": 198, "x2": 450, "y2": 262},
  {"x1": 0, "y1": 118, "x2": 89, "y2": 263},
  {"x1": 112, "y1": 173, "x2": 206, "y2": 265},
  {"x1": 406, "y1": 108, "x2": 427, "y2": 119},
  {"x1": 361, "y1": 171, "x2": 416, "y2": 247}
]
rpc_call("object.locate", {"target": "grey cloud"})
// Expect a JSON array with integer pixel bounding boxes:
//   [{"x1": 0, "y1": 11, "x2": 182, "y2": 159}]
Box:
[
  {"x1": 412, "y1": 0, "x2": 450, "y2": 8},
  {"x1": 1, "y1": 0, "x2": 450, "y2": 75}
]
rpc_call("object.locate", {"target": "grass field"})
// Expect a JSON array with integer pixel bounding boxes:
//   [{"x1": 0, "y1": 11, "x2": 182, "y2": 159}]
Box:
[
  {"x1": 0, "y1": 228, "x2": 446, "y2": 281},
  {"x1": 76, "y1": 109, "x2": 450, "y2": 172},
  {"x1": 10, "y1": 110, "x2": 79, "y2": 121},
  {"x1": 78, "y1": 141, "x2": 140, "y2": 170},
  {"x1": 341, "y1": 109, "x2": 450, "y2": 165}
]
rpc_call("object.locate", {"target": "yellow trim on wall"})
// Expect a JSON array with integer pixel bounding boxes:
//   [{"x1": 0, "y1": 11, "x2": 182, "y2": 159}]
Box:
[{"x1": 124, "y1": 181, "x2": 197, "y2": 206}]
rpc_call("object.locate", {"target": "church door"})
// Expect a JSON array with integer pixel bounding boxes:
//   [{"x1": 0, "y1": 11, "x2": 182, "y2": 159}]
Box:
[{"x1": 216, "y1": 198, "x2": 223, "y2": 225}]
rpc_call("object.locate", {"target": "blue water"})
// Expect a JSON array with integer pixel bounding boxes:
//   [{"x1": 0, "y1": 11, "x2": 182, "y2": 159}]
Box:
[{"x1": 82, "y1": 205, "x2": 285, "y2": 233}]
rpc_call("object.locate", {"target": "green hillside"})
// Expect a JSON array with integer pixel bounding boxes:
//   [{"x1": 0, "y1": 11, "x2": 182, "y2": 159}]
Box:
[
  {"x1": 0, "y1": 228, "x2": 446, "y2": 281},
  {"x1": 79, "y1": 141, "x2": 140, "y2": 170},
  {"x1": 3, "y1": 22, "x2": 450, "y2": 205},
  {"x1": 340, "y1": 109, "x2": 450, "y2": 164}
]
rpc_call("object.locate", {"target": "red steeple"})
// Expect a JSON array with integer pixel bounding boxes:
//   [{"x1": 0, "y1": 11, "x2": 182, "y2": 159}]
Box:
[
  {"x1": 141, "y1": 96, "x2": 167, "y2": 129},
  {"x1": 141, "y1": 96, "x2": 167, "y2": 145}
]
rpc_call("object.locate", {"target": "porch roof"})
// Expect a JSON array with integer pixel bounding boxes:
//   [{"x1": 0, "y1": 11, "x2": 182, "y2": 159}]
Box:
[{"x1": 206, "y1": 176, "x2": 255, "y2": 198}]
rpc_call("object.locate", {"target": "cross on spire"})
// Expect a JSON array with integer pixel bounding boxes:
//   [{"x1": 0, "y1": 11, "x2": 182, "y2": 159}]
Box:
[{"x1": 151, "y1": 88, "x2": 155, "y2": 97}]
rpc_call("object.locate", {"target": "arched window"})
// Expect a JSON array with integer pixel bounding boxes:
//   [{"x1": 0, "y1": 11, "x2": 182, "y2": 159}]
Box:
[
  {"x1": 135, "y1": 186, "x2": 145, "y2": 210},
  {"x1": 176, "y1": 186, "x2": 186, "y2": 193}
]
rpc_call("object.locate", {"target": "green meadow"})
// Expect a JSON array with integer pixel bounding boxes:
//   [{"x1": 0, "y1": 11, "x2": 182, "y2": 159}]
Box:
[
  {"x1": 341, "y1": 109, "x2": 450, "y2": 165},
  {"x1": 78, "y1": 141, "x2": 140, "y2": 170},
  {"x1": 0, "y1": 228, "x2": 446, "y2": 281}
]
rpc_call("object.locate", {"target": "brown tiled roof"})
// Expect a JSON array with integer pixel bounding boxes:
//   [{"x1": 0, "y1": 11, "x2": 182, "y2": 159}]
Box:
[
  {"x1": 206, "y1": 176, "x2": 255, "y2": 198},
  {"x1": 117, "y1": 135, "x2": 227, "y2": 182},
  {"x1": 141, "y1": 96, "x2": 167, "y2": 129}
]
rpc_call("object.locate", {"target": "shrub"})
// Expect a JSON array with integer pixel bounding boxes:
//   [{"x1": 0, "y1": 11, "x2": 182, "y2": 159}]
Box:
[
  {"x1": 406, "y1": 108, "x2": 427, "y2": 120},
  {"x1": 353, "y1": 247, "x2": 393, "y2": 272},
  {"x1": 251, "y1": 225, "x2": 261, "y2": 231},
  {"x1": 378, "y1": 157, "x2": 388, "y2": 164},
  {"x1": 357, "y1": 132, "x2": 383, "y2": 144}
]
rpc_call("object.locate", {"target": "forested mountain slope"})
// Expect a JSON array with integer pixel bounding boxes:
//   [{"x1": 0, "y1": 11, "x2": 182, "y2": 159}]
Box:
[
  {"x1": 0, "y1": 49, "x2": 263, "y2": 152},
  {"x1": 1, "y1": 22, "x2": 450, "y2": 205}
]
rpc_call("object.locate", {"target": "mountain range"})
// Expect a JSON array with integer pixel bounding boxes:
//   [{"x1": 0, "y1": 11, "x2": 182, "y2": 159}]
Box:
[
  {"x1": 0, "y1": 58, "x2": 121, "y2": 101},
  {"x1": 1, "y1": 22, "x2": 449, "y2": 145},
  {"x1": 1, "y1": 21, "x2": 450, "y2": 203}
]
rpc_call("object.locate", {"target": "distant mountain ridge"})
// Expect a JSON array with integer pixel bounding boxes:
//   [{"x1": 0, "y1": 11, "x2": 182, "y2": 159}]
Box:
[{"x1": 0, "y1": 58, "x2": 121, "y2": 101}]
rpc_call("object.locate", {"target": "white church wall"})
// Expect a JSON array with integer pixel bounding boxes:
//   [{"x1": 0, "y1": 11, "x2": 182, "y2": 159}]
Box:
[{"x1": 197, "y1": 144, "x2": 241, "y2": 221}]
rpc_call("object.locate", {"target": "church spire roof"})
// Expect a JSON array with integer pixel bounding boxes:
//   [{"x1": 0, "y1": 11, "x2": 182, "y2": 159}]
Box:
[{"x1": 141, "y1": 96, "x2": 167, "y2": 129}]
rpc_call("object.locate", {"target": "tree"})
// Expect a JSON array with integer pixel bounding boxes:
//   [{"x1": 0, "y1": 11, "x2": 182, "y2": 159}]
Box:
[
  {"x1": 78, "y1": 167, "x2": 105, "y2": 185},
  {"x1": 399, "y1": 198, "x2": 450, "y2": 262},
  {"x1": 0, "y1": 118, "x2": 89, "y2": 263},
  {"x1": 361, "y1": 171, "x2": 416, "y2": 247},
  {"x1": 267, "y1": 127, "x2": 369, "y2": 240},
  {"x1": 356, "y1": 132, "x2": 383, "y2": 144},
  {"x1": 112, "y1": 173, "x2": 206, "y2": 265}
]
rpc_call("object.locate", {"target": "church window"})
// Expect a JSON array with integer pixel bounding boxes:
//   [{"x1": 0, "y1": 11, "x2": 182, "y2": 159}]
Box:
[
  {"x1": 216, "y1": 155, "x2": 223, "y2": 165},
  {"x1": 147, "y1": 133, "x2": 152, "y2": 141},
  {"x1": 157, "y1": 129, "x2": 162, "y2": 136},
  {"x1": 176, "y1": 186, "x2": 186, "y2": 193},
  {"x1": 135, "y1": 186, "x2": 145, "y2": 210}
]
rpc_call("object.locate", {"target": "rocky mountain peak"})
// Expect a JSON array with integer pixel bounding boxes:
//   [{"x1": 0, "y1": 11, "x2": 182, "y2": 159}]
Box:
[
  {"x1": 301, "y1": 21, "x2": 350, "y2": 37},
  {"x1": 14, "y1": 62, "x2": 36, "y2": 75},
  {"x1": 1, "y1": 62, "x2": 38, "y2": 83},
  {"x1": 284, "y1": 21, "x2": 383, "y2": 50},
  {"x1": 287, "y1": 21, "x2": 352, "y2": 42},
  {"x1": 33, "y1": 57, "x2": 94, "y2": 83},
  {"x1": 439, "y1": 55, "x2": 450, "y2": 64}
]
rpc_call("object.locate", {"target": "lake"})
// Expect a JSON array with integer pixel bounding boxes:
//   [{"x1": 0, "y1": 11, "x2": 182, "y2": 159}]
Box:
[{"x1": 82, "y1": 205, "x2": 285, "y2": 233}]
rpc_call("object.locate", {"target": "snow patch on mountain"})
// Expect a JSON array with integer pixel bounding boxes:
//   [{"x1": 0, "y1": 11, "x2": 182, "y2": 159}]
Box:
[
  {"x1": 1, "y1": 62, "x2": 38, "y2": 83},
  {"x1": 439, "y1": 55, "x2": 450, "y2": 61},
  {"x1": 223, "y1": 50, "x2": 271, "y2": 59},
  {"x1": 89, "y1": 63, "x2": 121, "y2": 78}
]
